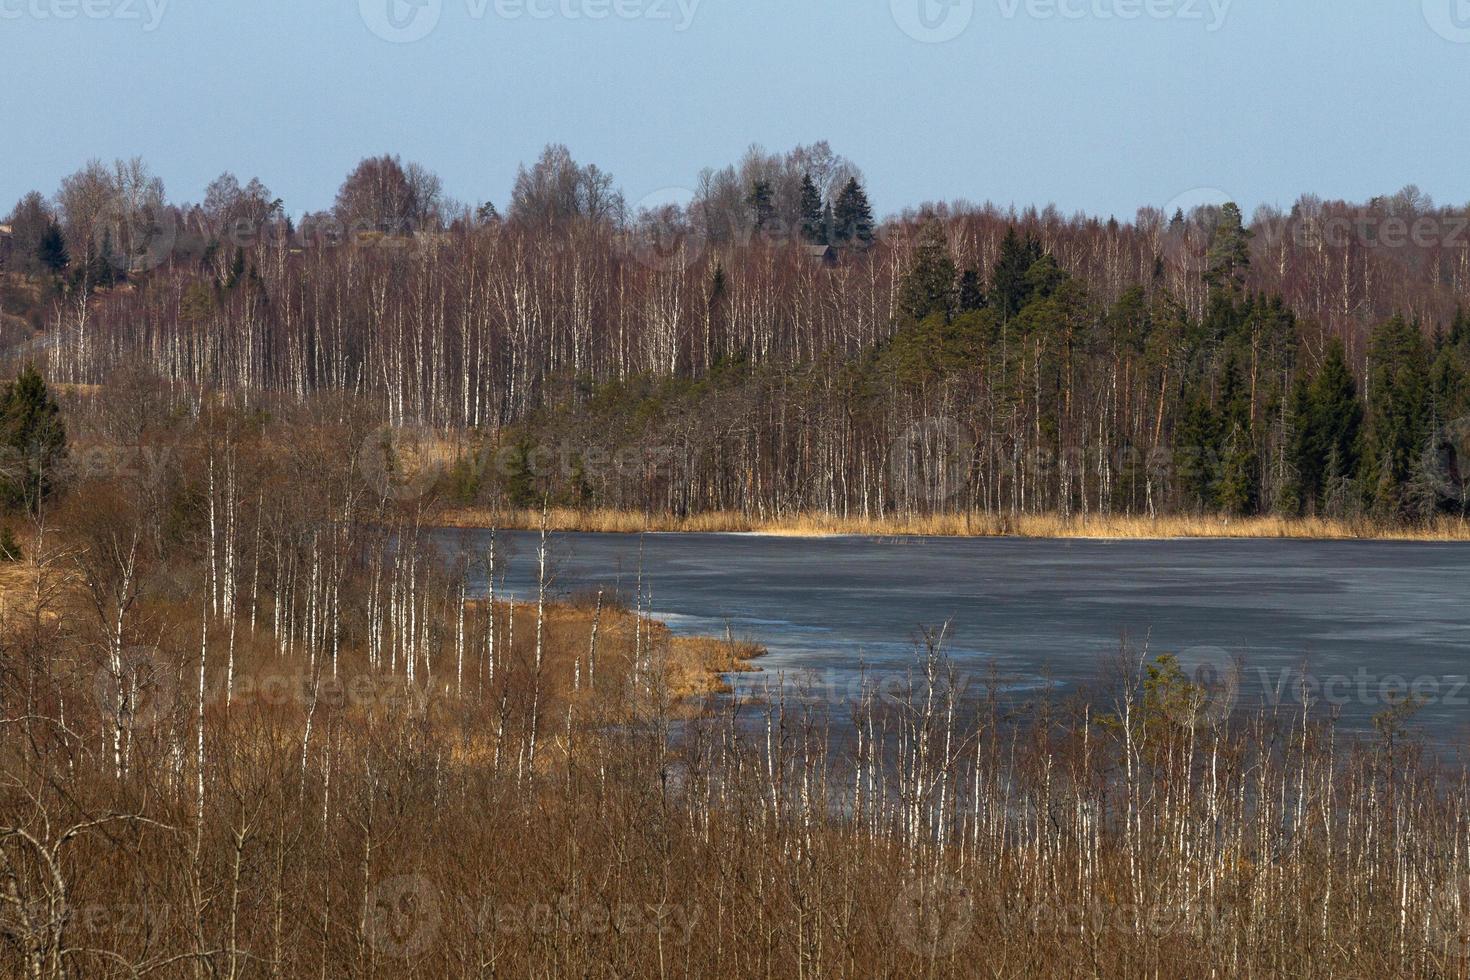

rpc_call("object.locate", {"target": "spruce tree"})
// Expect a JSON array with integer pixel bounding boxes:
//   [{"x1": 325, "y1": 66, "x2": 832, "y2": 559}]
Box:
[
  {"x1": 1023, "y1": 253, "x2": 1067, "y2": 301},
  {"x1": 1284, "y1": 370, "x2": 1314, "y2": 514},
  {"x1": 895, "y1": 221, "x2": 956, "y2": 323},
  {"x1": 1217, "y1": 423, "x2": 1260, "y2": 516},
  {"x1": 957, "y1": 269, "x2": 985, "y2": 313},
  {"x1": 798, "y1": 174, "x2": 826, "y2": 245},
  {"x1": 225, "y1": 248, "x2": 246, "y2": 290},
  {"x1": 990, "y1": 228, "x2": 1043, "y2": 318},
  {"x1": 830, "y1": 178, "x2": 875, "y2": 248},
  {"x1": 1213, "y1": 356, "x2": 1258, "y2": 514},
  {"x1": 37, "y1": 220, "x2": 68, "y2": 274},
  {"x1": 1175, "y1": 392, "x2": 1221, "y2": 512},
  {"x1": 1431, "y1": 346, "x2": 1466, "y2": 423},
  {"x1": 1304, "y1": 338, "x2": 1362, "y2": 510},
  {"x1": 1404, "y1": 415, "x2": 1446, "y2": 522},
  {"x1": 746, "y1": 180, "x2": 775, "y2": 232},
  {"x1": 1362, "y1": 316, "x2": 1432, "y2": 519},
  {"x1": 1204, "y1": 202, "x2": 1252, "y2": 293},
  {"x1": 0, "y1": 366, "x2": 67, "y2": 513}
]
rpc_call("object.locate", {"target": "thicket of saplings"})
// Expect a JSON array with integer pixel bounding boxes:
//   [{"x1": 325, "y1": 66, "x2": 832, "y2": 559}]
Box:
[{"x1": 2, "y1": 372, "x2": 1469, "y2": 978}]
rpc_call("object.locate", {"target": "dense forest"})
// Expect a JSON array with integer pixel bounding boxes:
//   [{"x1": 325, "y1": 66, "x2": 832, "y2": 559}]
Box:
[{"x1": 3, "y1": 143, "x2": 1468, "y2": 523}]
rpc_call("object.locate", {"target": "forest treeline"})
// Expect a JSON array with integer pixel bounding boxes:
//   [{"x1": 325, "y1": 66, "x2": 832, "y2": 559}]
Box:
[{"x1": 3, "y1": 144, "x2": 1468, "y2": 523}]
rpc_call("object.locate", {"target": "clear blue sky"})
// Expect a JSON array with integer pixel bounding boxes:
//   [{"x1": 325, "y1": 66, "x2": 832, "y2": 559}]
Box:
[{"x1": 4, "y1": 0, "x2": 1469, "y2": 220}]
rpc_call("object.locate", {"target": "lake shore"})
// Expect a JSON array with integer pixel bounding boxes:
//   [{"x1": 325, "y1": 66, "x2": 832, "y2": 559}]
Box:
[{"x1": 434, "y1": 506, "x2": 1470, "y2": 541}]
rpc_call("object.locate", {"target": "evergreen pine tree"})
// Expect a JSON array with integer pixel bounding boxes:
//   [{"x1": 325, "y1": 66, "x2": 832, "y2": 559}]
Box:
[
  {"x1": 1303, "y1": 338, "x2": 1362, "y2": 511},
  {"x1": 0, "y1": 365, "x2": 67, "y2": 513},
  {"x1": 1175, "y1": 392, "x2": 1221, "y2": 512},
  {"x1": 746, "y1": 180, "x2": 775, "y2": 233},
  {"x1": 895, "y1": 222, "x2": 956, "y2": 323},
  {"x1": 990, "y1": 228, "x2": 1043, "y2": 318},
  {"x1": 1362, "y1": 316, "x2": 1432, "y2": 519},
  {"x1": 37, "y1": 221, "x2": 68, "y2": 274},
  {"x1": 1023, "y1": 253, "x2": 1067, "y2": 301},
  {"x1": 225, "y1": 247, "x2": 246, "y2": 290},
  {"x1": 1284, "y1": 370, "x2": 1313, "y2": 514},
  {"x1": 1451, "y1": 307, "x2": 1468, "y2": 348},
  {"x1": 830, "y1": 178, "x2": 875, "y2": 248},
  {"x1": 1204, "y1": 202, "x2": 1252, "y2": 293},
  {"x1": 957, "y1": 269, "x2": 985, "y2": 313},
  {"x1": 1217, "y1": 422, "x2": 1261, "y2": 516},
  {"x1": 798, "y1": 174, "x2": 826, "y2": 245},
  {"x1": 1213, "y1": 355, "x2": 1258, "y2": 514},
  {"x1": 1431, "y1": 346, "x2": 1467, "y2": 421},
  {"x1": 1404, "y1": 412, "x2": 1446, "y2": 522}
]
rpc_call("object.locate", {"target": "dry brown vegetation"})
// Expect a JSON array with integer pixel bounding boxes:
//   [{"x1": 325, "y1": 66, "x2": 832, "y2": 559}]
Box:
[
  {"x1": 439, "y1": 504, "x2": 1470, "y2": 541},
  {"x1": 4, "y1": 383, "x2": 1470, "y2": 978}
]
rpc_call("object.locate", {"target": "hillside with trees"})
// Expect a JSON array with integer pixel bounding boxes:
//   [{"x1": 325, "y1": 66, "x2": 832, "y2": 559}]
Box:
[{"x1": 3, "y1": 144, "x2": 1468, "y2": 526}]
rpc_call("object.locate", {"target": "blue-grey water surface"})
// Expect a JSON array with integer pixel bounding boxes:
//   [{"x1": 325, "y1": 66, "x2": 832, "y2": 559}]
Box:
[{"x1": 431, "y1": 530, "x2": 1470, "y2": 740}]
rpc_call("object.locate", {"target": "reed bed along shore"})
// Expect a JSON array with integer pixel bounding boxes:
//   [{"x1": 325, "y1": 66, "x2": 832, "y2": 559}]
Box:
[
  {"x1": 11, "y1": 514, "x2": 1470, "y2": 977},
  {"x1": 436, "y1": 505, "x2": 1470, "y2": 541}
]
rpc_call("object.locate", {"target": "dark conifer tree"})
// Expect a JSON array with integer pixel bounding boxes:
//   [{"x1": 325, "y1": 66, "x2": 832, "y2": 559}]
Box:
[
  {"x1": 1214, "y1": 355, "x2": 1259, "y2": 514},
  {"x1": 990, "y1": 228, "x2": 1043, "y2": 318},
  {"x1": 746, "y1": 180, "x2": 775, "y2": 233},
  {"x1": 1284, "y1": 371, "x2": 1314, "y2": 514},
  {"x1": 798, "y1": 174, "x2": 826, "y2": 245},
  {"x1": 37, "y1": 221, "x2": 68, "y2": 274},
  {"x1": 1300, "y1": 339, "x2": 1362, "y2": 512},
  {"x1": 957, "y1": 269, "x2": 985, "y2": 313},
  {"x1": 1205, "y1": 202, "x2": 1252, "y2": 293},
  {"x1": 1175, "y1": 391, "x2": 1221, "y2": 512},
  {"x1": 896, "y1": 222, "x2": 957, "y2": 323},
  {"x1": 1218, "y1": 424, "x2": 1261, "y2": 515},
  {"x1": 1362, "y1": 315, "x2": 1432, "y2": 518},
  {"x1": 0, "y1": 366, "x2": 67, "y2": 513},
  {"x1": 830, "y1": 178, "x2": 875, "y2": 248}
]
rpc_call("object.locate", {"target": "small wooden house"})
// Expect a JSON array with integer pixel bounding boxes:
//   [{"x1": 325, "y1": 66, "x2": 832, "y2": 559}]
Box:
[{"x1": 803, "y1": 243, "x2": 838, "y2": 266}]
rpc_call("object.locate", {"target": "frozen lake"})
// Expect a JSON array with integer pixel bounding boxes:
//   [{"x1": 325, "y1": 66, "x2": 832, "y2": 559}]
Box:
[{"x1": 432, "y1": 530, "x2": 1470, "y2": 740}]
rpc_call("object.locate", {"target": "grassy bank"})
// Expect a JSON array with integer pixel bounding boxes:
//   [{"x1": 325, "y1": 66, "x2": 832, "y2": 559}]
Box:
[{"x1": 435, "y1": 505, "x2": 1470, "y2": 541}]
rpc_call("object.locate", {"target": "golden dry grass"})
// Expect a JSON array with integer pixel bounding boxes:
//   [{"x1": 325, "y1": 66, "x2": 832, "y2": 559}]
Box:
[
  {"x1": 488, "y1": 598, "x2": 765, "y2": 703},
  {"x1": 664, "y1": 634, "x2": 766, "y2": 698},
  {"x1": 435, "y1": 506, "x2": 1470, "y2": 541}
]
